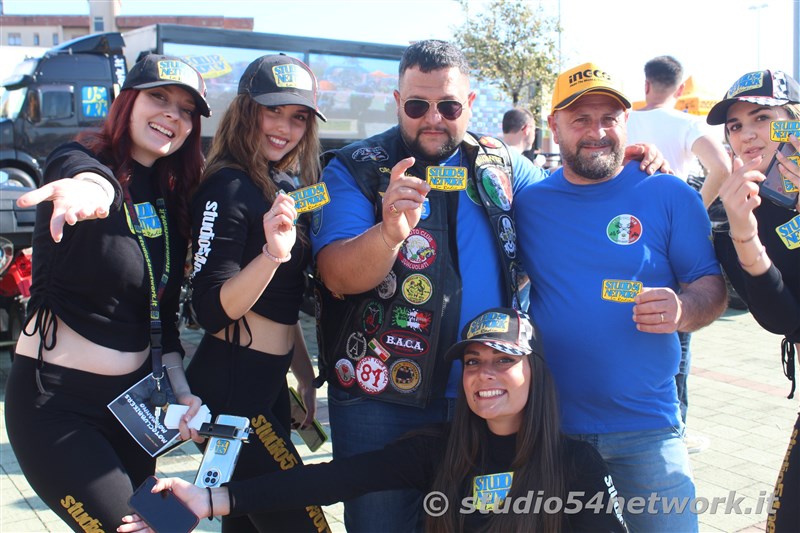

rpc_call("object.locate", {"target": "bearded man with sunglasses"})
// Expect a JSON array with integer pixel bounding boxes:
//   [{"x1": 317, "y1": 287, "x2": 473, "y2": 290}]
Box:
[{"x1": 310, "y1": 40, "x2": 667, "y2": 532}]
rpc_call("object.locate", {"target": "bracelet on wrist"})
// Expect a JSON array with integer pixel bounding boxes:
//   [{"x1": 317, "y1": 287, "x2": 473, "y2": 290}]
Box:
[
  {"x1": 262, "y1": 243, "x2": 291, "y2": 263},
  {"x1": 738, "y1": 246, "x2": 766, "y2": 268},
  {"x1": 379, "y1": 222, "x2": 402, "y2": 252},
  {"x1": 206, "y1": 487, "x2": 214, "y2": 521},
  {"x1": 728, "y1": 230, "x2": 757, "y2": 244}
]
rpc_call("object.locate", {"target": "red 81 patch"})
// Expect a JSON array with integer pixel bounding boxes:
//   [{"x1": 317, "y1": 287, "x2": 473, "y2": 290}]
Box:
[{"x1": 355, "y1": 356, "x2": 389, "y2": 394}]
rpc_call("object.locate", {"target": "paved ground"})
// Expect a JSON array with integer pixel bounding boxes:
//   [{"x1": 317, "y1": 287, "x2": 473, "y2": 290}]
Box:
[{"x1": 1, "y1": 307, "x2": 797, "y2": 532}]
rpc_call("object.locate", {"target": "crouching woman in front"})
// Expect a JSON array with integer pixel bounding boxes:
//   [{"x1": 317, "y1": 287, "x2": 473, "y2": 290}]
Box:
[{"x1": 121, "y1": 308, "x2": 627, "y2": 532}]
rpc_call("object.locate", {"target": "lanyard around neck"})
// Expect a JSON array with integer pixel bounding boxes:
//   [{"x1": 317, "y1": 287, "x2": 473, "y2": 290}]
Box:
[{"x1": 122, "y1": 183, "x2": 171, "y2": 379}]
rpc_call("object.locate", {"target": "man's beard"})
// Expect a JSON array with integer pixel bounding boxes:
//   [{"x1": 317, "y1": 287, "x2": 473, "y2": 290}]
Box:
[
  {"x1": 560, "y1": 140, "x2": 624, "y2": 181},
  {"x1": 399, "y1": 124, "x2": 460, "y2": 162}
]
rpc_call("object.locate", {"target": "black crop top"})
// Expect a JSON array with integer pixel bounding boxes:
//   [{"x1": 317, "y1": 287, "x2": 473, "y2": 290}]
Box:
[
  {"x1": 26, "y1": 142, "x2": 186, "y2": 355},
  {"x1": 189, "y1": 167, "x2": 312, "y2": 333}
]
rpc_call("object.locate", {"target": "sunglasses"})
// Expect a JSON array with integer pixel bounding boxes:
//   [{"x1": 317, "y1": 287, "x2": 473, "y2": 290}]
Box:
[{"x1": 401, "y1": 98, "x2": 465, "y2": 120}]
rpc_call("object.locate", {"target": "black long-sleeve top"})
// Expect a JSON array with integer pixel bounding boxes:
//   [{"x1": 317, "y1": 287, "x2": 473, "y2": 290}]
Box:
[
  {"x1": 227, "y1": 426, "x2": 627, "y2": 532},
  {"x1": 189, "y1": 167, "x2": 311, "y2": 333},
  {"x1": 715, "y1": 200, "x2": 800, "y2": 343},
  {"x1": 27, "y1": 142, "x2": 186, "y2": 355}
]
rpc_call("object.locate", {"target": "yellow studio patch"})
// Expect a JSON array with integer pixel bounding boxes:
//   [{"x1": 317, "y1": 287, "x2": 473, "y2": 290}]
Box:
[
  {"x1": 784, "y1": 156, "x2": 800, "y2": 193},
  {"x1": 602, "y1": 279, "x2": 643, "y2": 303},
  {"x1": 288, "y1": 183, "x2": 330, "y2": 213},
  {"x1": 473, "y1": 471, "x2": 513, "y2": 511},
  {"x1": 426, "y1": 166, "x2": 467, "y2": 191},
  {"x1": 770, "y1": 121, "x2": 800, "y2": 143},
  {"x1": 156, "y1": 60, "x2": 198, "y2": 85},
  {"x1": 775, "y1": 214, "x2": 800, "y2": 250},
  {"x1": 467, "y1": 312, "x2": 510, "y2": 338}
]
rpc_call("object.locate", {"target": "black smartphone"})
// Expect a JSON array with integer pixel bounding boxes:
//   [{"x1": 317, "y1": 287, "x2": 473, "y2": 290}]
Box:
[
  {"x1": 760, "y1": 140, "x2": 799, "y2": 210},
  {"x1": 288, "y1": 386, "x2": 328, "y2": 452},
  {"x1": 128, "y1": 476, "x2": 199, "y2": 533}
]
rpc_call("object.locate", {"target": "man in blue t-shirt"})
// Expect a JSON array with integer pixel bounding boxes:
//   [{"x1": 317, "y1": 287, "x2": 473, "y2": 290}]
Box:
[{"x1": 515, "y1": 62, "x2": 728, "y2": 533}]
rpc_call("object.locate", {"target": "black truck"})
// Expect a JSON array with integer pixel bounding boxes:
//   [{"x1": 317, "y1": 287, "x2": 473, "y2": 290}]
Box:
[{"x1": 1, "y1": 24, "x2": 511, "y2": 188}]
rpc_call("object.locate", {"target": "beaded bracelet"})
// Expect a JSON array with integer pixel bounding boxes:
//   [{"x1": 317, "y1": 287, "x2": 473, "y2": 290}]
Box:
[
  {"x1": 728, "y1": 230, "x2": 757, "y2": 244},
  {"x1": 206, "y1": 487, "x2": 214, "y2": 521},
  {"x1": 262, "y1": 243, "x2": 291, "y2": 263},
  {"x1": 738, "y1": 246, "x2": 766, "y2": 268},
  {"x1": 379, "y1": 222, "x2": 402, "y2": 252}
]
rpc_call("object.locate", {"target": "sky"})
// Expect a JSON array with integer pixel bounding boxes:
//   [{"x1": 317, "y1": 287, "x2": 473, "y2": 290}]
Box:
[{"x1": 2, "y1": 0, "x2": 798, "y2": 102}]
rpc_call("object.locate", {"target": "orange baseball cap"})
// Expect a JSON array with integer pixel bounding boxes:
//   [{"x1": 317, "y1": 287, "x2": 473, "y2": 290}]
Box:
[{"x1": 551, "y1": 62, "x2": 631, "y2": 114}]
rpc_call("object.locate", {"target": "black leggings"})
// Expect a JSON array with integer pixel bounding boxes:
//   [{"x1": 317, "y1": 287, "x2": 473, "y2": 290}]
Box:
[
  {"x1": 186, "y1": 333, "x2": 329, "y2": 533},
  {"x1": 4, "y1": 355, "x2": 154, "y2": 532},
  {"x1": 769, "y1": 410, "x2": 800, "y2": 532}
]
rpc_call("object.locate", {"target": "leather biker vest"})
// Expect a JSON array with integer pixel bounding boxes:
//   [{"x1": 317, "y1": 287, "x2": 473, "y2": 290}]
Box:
[{"x1": 314, "y1": 126, "x2": 523, "y2": 408}]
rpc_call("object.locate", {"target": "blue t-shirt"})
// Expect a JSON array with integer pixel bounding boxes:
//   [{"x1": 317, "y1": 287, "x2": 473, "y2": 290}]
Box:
[
  {"x1": 514, "y1": 162, "x2": 720, "y2": 433},
  {"x1": 312, "y1": 145, "x2": 546, "y2": 398}
]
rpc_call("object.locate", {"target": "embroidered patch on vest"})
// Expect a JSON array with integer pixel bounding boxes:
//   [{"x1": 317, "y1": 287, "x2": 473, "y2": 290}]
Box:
[
  {"x1": 390, "y1": 359, "x2": 421, "y2": 393},
  {"x1": 335, "y1": 359, "x2": 356, "y2": 388},
  {"x1": 479, "y1": 166, "x2": 512, "y2": 211},
  {"x1": 401, "y1": 273, "x2": 433, "y2": 305},
  {"x1": 356, "y1": 356, "x2": 389, "y2": 394},
  {"x1": 399, "y1": 228, "x2": 437, "y2": 270}
]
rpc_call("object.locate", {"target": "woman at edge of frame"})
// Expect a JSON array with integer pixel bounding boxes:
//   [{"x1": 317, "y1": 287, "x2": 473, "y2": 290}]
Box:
[
  {"x1": 183, "y1": 54, "x2": 330, "y2": 532},
  {"x1": 4, "y1": 54, "x2": 210, "y2": 530},
  {"x1": 702, "y1": 69, "x2": 800, "y2": 533}
]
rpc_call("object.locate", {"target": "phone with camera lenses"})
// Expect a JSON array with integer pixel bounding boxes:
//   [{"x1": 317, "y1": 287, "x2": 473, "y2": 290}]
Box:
[{"x1": 760, "y1": 141, "x2": 799, "y2": 210}]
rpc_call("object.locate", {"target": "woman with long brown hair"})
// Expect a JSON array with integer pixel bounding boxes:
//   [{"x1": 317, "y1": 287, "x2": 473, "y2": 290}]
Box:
[
  {"x1": 121, "y1": 308, "x2": 627, "y2": 533},
  {"x1": 702, "y1": 70, "x2": 800, "y2": 533},
  {"x1": 183, "y1": 54, "x2": 330, "y2": 532},
  {"x1": 5, "y1": 54, "x2": 209, "y2": 531}
]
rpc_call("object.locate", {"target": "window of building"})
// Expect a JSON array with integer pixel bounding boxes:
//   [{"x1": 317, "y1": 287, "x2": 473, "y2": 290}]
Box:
[
  {"x1": 53, "y1": 33, "x2": 59, "y2": 45},
  {"x1": 33, "y1": 33, "x2": 40, "y2": 46},
  {"x1": 8, "y1": 33, "x2": 22, "y2": 46},
  {"x1": 93, "y1": 17, "x2": 104, "y2": 32}
]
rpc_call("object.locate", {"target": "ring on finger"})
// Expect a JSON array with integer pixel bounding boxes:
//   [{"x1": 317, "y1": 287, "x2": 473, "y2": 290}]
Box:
[
  {"x1": 660, "y1": 312, "x2": 665, "y2": 323},
  {"x1": 389, "y1": 203, "x2": 398, "y2": 215}
]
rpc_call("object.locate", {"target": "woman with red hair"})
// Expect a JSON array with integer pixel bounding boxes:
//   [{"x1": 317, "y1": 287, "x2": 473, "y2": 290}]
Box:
[{"x1": 4, "y1": 54, "x2": 210, "y2": 531}]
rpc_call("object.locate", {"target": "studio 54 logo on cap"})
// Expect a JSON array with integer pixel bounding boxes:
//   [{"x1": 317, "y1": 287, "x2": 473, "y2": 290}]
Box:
[
  {"x1": 467, "y1": 312, "x2": 510, "y2": 338},
  {"x1": 726, "y1": 71, "x2": 764, "y2": 98},
  {"x1": 157, "y1": 60, "x2": 200, "y2": 87},
  {"x1": 273, "y1": 64, "x2": 314, "y2": 90}
]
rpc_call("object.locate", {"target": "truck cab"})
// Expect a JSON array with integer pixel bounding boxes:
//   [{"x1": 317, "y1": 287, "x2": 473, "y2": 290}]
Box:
[{"x1": 0, "y1": 32, "x2": 126, "y2": 187}]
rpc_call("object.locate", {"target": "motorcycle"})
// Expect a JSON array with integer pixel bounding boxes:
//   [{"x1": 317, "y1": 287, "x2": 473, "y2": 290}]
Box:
[{"x1": 0, "y1": 179, "x2": 35, "y2": 352}]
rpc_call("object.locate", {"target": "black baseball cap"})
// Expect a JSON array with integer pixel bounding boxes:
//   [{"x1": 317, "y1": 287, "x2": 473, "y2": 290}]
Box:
[
  {"x1": 238, "y1": 54, "x2": 327, "y2": 122},
  {"x1": 444, "y1": 308, "x2": 543, "y2": 361},
  {"x1": 707, "y1": 70, "x2": 800, "y2": 125},
  {"x1": 122, "y1": 54, "x2": 211, "y2": 117}
]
